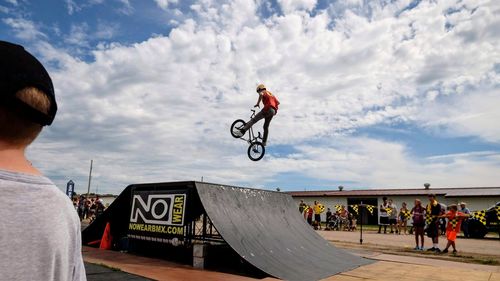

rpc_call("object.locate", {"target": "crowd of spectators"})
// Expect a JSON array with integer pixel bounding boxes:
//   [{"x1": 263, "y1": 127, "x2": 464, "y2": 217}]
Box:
[
  {"x1": 298, "y1": 194, "x2": 472, "y2": 254},
  {"x1": 73, "y1": 195, "x2": 106, "y2": 222}
]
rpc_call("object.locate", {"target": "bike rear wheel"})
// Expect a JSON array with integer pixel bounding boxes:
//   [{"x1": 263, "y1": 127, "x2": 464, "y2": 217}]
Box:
[
  {"x1": 230, "y1": 119, "x2": 246, "y2": 138},
  {"x1": 247, "y1": 142, "x2": 265, "y2": 161}
]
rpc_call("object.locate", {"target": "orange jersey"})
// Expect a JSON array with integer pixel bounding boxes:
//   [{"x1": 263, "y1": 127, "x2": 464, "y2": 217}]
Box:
[
  {"x1": 262, "y1": 91, "x2": 279, "y2": 112},
  {"x1": 446, "y1": 211, "x2": 465, "y2": 232}
]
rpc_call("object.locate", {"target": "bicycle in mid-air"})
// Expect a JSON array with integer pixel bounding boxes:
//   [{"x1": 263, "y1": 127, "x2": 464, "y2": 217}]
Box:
[{"x1": 230, "y1": 109, "x2": 265, "y2": 161}]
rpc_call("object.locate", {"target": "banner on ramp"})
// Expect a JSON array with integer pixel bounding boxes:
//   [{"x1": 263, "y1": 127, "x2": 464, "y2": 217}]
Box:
[{"x1": 128, "y1": 190, "x2": 187, "y2": 239}]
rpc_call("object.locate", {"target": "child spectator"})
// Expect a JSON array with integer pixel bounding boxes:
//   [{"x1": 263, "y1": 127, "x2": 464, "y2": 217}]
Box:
[
  {"x1": 398, "y1": 202, "x2": 409, "y2": 235},
  {"x1": 439, "y1": 204, "x2": 469, "y2": 254},
  {"x1": 411, "y1": 199, "x2": 425, "y2": 250},
  {"x1": 348, "y1": 213, "x2": 357, "y2": 231}
]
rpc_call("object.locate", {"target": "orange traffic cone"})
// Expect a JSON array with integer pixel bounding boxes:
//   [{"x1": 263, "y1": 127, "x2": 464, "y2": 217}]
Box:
[{"x1": 99, "y1": 222, "x2": 113, "y2": 250}]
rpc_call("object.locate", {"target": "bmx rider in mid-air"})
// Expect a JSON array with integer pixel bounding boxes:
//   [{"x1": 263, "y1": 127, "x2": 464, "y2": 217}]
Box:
[{"x1": 236, "y1": 84, "x2": 279, "y2": 146}]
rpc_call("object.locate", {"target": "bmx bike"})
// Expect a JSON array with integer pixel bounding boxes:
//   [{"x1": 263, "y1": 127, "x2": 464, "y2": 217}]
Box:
[{"x1": 230, "y1": 109, "x2": 265, "y2": 161}]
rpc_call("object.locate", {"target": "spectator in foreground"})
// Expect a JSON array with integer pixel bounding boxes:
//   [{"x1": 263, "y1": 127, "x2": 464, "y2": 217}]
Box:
[
  {"x1": 378, "y1": 197, "x2": 389, "y2": 234},
  {"x1": 0, "y1": 41, "x2": 86, "y2": 280},
  {"x1": 459, "y1": 202, "x2": 471, "y2": 238},
  {"x1": 411, "y1": 199, "x2": 425, "y2": 250},
  {"x1": 426, "y1": 194, "x2": 442, "y2": 252},
  {"x1": 439, "y1": 204, "x2": 469, "y2": 254}
]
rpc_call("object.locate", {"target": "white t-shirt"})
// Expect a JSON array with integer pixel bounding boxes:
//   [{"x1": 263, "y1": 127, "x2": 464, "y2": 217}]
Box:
[{"x1": 0, "y1": 169, "x2": 86, "y2": 281}]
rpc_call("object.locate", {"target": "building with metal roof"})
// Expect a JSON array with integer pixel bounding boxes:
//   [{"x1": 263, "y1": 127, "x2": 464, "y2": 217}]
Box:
[{"x1": 287, "y1": 186, "x2": 500, "y2": 225}]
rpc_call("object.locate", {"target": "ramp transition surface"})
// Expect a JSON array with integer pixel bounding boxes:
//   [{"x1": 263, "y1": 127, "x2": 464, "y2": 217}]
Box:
[{"x1": 195, "y1": 183, "x2": 372, "y2": 281}]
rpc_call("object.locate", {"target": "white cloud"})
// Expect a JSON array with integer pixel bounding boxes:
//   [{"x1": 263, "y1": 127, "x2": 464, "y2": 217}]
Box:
[
  {"x1": 278, "y1": 0, "x2": 317, "y2": 13},
  {"x1": 116, "y1": 0, "x2": 134, "y2": 15},
  {"x1": 5, "y1": 0, "x2": 19, "y2": 6},
  {"x1": 154, "y1": 0, "x2": 178, "y2": 11},
  {"x1": 262, "y1": 138, "x2": 500, "y2": 188},
  {"x1": 416, "y1": 85, "x2": 500, "y2": 143},
  {"x1": 15, "y1": 0, "x2": 500, "y2": 193},
  {"x1": 64, "y1": 0, "x2": 81, "y2": 15},
  {"x1": 2, "y1": 17, "x2": 46, "y2": 40},
  {"x1": 65, "y1": 23, "x2": 90, "y2": 47}
]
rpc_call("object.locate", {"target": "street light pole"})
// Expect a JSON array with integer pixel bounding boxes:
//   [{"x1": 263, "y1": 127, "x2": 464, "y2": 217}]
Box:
[
  {"x1": 360, "y1": 201, "x2": 363, "y2": 245},
  {"x1": 86, "y1": 159, "x2": 93, "y2": 198}
]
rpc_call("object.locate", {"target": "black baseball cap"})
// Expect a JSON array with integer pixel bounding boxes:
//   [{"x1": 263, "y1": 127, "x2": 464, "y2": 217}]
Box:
[{"x1": 0, "y1": 40, "x2": 57, "y2": 125}]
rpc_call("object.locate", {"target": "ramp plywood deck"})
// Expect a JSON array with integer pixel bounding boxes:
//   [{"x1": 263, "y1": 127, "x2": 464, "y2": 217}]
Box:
[{"x1": 196, "y1": 183, "x2": 372, "y2": 281}]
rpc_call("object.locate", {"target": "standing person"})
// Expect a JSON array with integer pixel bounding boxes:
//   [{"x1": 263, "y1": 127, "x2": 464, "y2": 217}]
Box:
[
  {"x1": 459, "y1": 202, "x2": 471, "y2": 238},
  {"x1": 78, "y1": 195, "x2": 85, "y2": 220},
  {"x1": 325, "y1": 208, "x2": 332, "y2": 223},
  {"x1": 398, "y1": 202, "x2": 409, "y2": 235},
  {"x1": 348, "y1": 213, "x2": 357, "y2": 231},
  {"x1": 439, "y1": 204, "x2": 469, "y2": 254},
  {"x1": 388, "y1": 199, "x2": 398, "y2": 234},
  {"x1": 411, "y1": 199, "x2": 425, "y2": 250},
  {"x1": 426, "y1": 194, "x2": 442, "y2": 252},
  {"x1": 236, "y1": 84, "x2": 279, "y2": 147},
  {"x1": 439, "y1": 203, "x2": 447, "y2": 236},
  {"x1": 305, "y1": 205, "x2": 313, "y2": 226},
  {"x1": 298, "y1": 200, "x2": 306, "y2": 214},
  {"x1": 325, "y1": 208, "x2": 332, "y2": 230},
  {"x1": 378, "y1": 197, "x2": 389, "y2": 234},
  {"x1": 0, "y1": 40, "x2": 86, "y2": 280},
  {"x1": 313, "y1": 201, "x2": 323, "y2": 230},
  {"x1": 339, "y1": 205, "x2": 349, "y2": 231}
]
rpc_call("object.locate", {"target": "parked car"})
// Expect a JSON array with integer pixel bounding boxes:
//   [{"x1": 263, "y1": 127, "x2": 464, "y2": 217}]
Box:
[{"x1": 467, "y1": 202, "x2": 500, "y2": 238}]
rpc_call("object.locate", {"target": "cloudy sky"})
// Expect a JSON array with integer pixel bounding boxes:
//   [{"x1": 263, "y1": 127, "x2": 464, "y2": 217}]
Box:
[{"x1": 1, "y1": 0, "x2": 499, "y2": 194}]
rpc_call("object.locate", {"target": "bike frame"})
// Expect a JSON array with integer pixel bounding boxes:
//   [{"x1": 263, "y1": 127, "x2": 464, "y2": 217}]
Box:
[{"x1": 240, "y1": 109, "x2": 262, "y2": 145}]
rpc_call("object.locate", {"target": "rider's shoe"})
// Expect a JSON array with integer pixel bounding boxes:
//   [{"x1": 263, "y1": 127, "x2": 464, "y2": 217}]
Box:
[{"x1": 234, "y1": 128, "x2": 245, "y2": 137}]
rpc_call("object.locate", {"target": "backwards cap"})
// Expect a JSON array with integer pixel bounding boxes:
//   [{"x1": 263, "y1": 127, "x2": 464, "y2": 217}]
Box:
[{"x1": 0, "y1": 40, "x2": 57, "y2": 125}]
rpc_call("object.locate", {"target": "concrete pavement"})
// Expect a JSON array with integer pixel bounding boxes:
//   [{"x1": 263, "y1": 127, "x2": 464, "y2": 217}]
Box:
[{"x1": 318, "y1": 230, "x2": 500, "y2": 257}]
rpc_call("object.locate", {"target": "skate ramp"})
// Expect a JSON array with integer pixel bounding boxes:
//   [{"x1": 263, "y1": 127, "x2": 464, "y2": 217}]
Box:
[
  {"x1": 82, "y1": 181, "x2": 372, "y2": 281},
  {"x1": 196, "y1": 183, "x2": 372, "y2": 281}
]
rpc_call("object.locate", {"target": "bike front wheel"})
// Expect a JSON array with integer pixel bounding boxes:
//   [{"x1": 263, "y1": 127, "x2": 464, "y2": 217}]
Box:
[
  {"x1": 247, "y1": 142, "x2": 265, "y2": 161},
  {"x1": 230, "y1": 119, "x2": 246, "y2": 138}
]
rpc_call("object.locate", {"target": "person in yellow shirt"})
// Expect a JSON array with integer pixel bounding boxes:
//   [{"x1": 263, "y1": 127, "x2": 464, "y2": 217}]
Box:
[{"x1": 313, "y1": 201, "x2": 323, "y2": 230}]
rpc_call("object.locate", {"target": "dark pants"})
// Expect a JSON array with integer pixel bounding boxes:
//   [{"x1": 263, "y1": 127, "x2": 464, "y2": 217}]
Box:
[
  {"x1": 242, "y1": 108, "x2": 276, "y2": 143},
  {"x1": 461, "y1": 219, "x2": 469, "y2": 237}
]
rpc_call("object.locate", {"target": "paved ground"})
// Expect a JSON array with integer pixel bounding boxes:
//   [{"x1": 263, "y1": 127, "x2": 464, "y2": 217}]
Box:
[
  {"x1": 319, "y1": 229, "x2": 500, "y2": 257},
  {"x1": 83, "y1": 244, "x2": 500, "y2": 281},
  {"x1": 85, "y1": 262, "x2": 152, "y2": 281}
]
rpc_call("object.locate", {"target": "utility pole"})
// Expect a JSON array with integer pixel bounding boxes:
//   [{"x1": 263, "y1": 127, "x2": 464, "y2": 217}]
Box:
[{"x1": 86, "y1": 160, "x2": 93, "y2": 198}]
